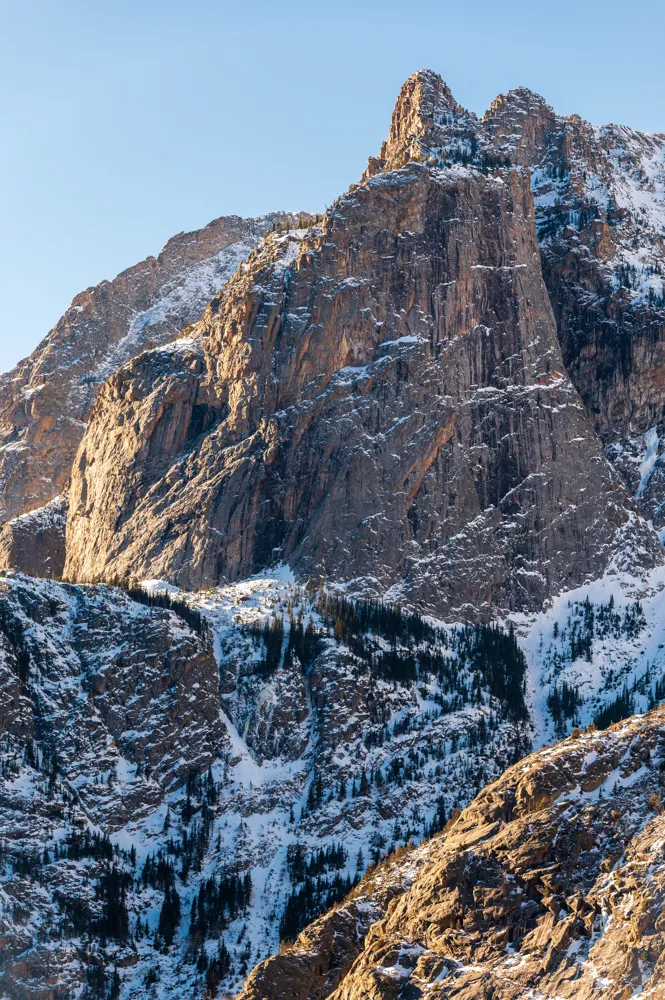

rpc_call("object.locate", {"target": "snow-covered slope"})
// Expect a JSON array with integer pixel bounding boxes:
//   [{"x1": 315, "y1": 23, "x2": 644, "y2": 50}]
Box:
[
  {"x1": 0, "y1": 566, "x2": 529, "y2": 998},
  {"x1": 2, "y1": 560, "x2": 665, "y2": 998}
]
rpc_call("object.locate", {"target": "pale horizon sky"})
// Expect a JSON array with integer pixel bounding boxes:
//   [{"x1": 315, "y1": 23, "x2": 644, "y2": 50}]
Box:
[{"x1": 1, "y1": 0, "x2": 664, "y2": 374}]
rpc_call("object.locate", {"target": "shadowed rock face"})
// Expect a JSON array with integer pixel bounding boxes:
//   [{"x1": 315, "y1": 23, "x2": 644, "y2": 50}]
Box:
[
  {"x1": 0, "y1": 575, "x2": 226, "y2": 831},
  {"x1": 64, "y1": 155, "x2": 660, "y2": 614},
  {"x1": 484, "y1": 85, "x2": 665, "y2": 443},
  {"x1": 0, "y1": 212, "x2": 302, "y2": 526},
  {"x1": 237, "y1": 709, "x2": 665, "y2": 1000},
  {"x1": 0, "y1": 495, "x2": 67, "y2": 579}
]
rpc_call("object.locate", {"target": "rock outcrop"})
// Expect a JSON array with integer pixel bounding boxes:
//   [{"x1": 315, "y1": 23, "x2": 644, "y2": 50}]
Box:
[
  {"x1": 0, "y1": 573, "x2": 226, "y2": 828},
  {"x1": 64, "y1": 113, "x2": 660, "y2": 613},
  {"x1": 238, "y1": 708, "x2": 665, "y2": 1000},
  {"x1": 0, "y1": 494, "x2": 67, "y2": 578},
  {"x1": 483, "y1": 86, "x2": 665, "y2": 534},
  {"x1": 0, "y1": 212, "x2": 304, "y2": 527},
  {"x1": 364, "y1": 71, "x2": 665, "y2": 529}
]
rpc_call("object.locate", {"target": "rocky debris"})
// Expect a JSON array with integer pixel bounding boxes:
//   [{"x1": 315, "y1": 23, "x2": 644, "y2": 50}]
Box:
[
  {"x1": 64, "y1": 159, "x2": 660, "y2": 614},
  {"x1": 0, "y1": 494, "x2": 67, "y2": 578},
  {"x1": 0, "y1": 212, "x2": 308, "y2": 527},
  {"x1": 238, "y1": 707, "x2": 665, "y2": 1000}
]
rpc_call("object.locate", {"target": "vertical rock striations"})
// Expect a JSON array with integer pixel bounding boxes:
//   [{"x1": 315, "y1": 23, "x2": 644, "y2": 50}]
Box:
[{"x1": 63, "y1": 75, "x2": 661, "y2": 613}]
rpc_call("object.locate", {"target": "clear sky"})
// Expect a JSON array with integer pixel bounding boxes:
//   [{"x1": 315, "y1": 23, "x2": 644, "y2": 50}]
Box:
[{"x1": 1, "y1": 0, "x2": 664, "y2": 374}]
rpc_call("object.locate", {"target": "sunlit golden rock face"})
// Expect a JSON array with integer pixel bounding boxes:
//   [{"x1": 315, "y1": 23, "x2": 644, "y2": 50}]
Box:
[
  {"x1": 0, "y1": 212, "x2": 298, "y2": 528},
  {"x1": 238, "y1": 708, "x2": 665, "y2": 1000}
]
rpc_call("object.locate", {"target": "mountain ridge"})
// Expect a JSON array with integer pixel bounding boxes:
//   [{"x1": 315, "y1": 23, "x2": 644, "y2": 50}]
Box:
[{"x1": 0, "y1": 211, "x2": 309, "y2": 555}]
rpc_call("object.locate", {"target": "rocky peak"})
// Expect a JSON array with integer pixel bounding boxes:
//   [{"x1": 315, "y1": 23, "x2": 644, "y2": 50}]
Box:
[
  {"x1": 64, "y1": 145, "x2": 662, "y2": 610},
  {"x1": 364, "y1": 69, "x2": 480, "y2": 178},
  {"x1": 483, "y1": 87, "x2": 557, "y2": 165}
]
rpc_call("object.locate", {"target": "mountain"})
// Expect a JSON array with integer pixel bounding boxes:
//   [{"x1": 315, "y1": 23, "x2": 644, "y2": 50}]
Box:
[
  {"x1": 1, "y1": 68, "x2": 665, "y2": 1000},
  {"x1": 0, "y1": 211, "x2": 309, "y2": 576},
  {"x1": 61, "y1": 73, "x2": 663, "y2": 615},
  {"x1": 0, "y1": 570, "x2": 532, "y2": 998}
]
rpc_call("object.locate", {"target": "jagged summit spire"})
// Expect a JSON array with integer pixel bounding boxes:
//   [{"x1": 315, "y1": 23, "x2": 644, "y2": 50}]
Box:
[
  {"x1": 483, "y1": 87, "x2": 557, "y2": 165},
  {"x1": 364, "y1": 69, "x2": 479, "y2": 179},
  {"x1": 391, "y1": 69, "x2": 463, "y2": 128},
  {"x1": 486, "y1": 85, "x2": 554, "y2": 117}
]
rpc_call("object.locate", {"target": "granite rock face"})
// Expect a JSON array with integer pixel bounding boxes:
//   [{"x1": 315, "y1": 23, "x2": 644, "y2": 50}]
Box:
[
  {"x1": 238, "y1": 708, "x2": 665, "y2": 1000},
  {"x1": 484, "y1": 85, "x2": 665, "y2": 442},
  {"x1": 0, "y1": 571, "x2": 532, "y2": 998},
  {"x1": 7, "y1": 71, "x2": 665, "y2": 590},
  {"x1": 0, "y1": 212, "x2": 304, "y2": 526},
  {"x1": 370, "y1": 71, "x2": 665, "y2": 526},
  {"x1": 64, "y1": 125, "x2": 660, "y2": 614}
]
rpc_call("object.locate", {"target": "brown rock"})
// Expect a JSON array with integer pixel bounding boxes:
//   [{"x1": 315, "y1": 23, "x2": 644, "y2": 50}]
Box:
[
  {"x1": 64, "y1": 157, "x2": 660, "y2": 613},
  {"x1": 0, "y1": 213, "x2": 303, "y2": 527},
  {"x1": 237, "y1": 709, "x2": 665, "y2": 1000}
]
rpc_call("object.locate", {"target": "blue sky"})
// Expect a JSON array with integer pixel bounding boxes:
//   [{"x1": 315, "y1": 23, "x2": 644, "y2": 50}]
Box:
[{"x1": 1, "y1": 0, "x2": 664, "y2": 373}]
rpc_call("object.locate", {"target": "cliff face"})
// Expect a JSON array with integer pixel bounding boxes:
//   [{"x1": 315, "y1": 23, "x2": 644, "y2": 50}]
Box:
[
  {"x1": 483, "y1": 86, "x2": 665, "y2": 526},
  {"x1": 64, "y1": 138, "x2": 658, "y2": 614},
  {"x1": 369, "y1": 70, "x2": 665, "y2": 447},
  {"x1": 4, "y1": 71, "x2": 665, "y2": 584},
  {"x1": 0, "y1": 212, "x2": 301, "y2": 528},
  {"x1": 367, "y1": 71, "x2": 665, "y2": 527},
  {"x1": 238, "y1": 708, "x2": 665, "y2": 1000},
  {"x1": 0, "y1": 495, "x2": 67, "y2": 579}
]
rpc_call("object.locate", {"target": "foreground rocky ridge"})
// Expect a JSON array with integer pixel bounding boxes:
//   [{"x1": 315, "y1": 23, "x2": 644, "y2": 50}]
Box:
[
  {"x1": 64, "y1": 155, "x2": 659, "y2": 614},
  {"x1": 239, "y1": 707, "x2": 665, "y2": 1000}
]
